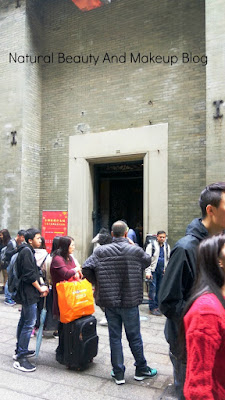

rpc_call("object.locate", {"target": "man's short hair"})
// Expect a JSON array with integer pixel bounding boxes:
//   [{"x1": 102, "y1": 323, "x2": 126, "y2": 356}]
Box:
[
  {"x1": 24, "y1": 228, "x2": 41, "y2": 243},
  {"x1": 112, "y1": 220, "x2": 128, "y2": 238},
  {"x1": 199, "y1": 182, "x2": 225, "y2": 218},
  {"x1": 17, "y1": 229, "x2": 26, "y2": 237},
  {"x1": 157, "y1": 230, "x2": 166, "y2": 236}
]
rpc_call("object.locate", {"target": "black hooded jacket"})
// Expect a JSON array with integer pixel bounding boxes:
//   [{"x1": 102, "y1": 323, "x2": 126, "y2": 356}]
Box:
[
  {"x1": 158, "y1": 218, "x2": 208, "y2": 356},
  {"x1": 16, "y1": 243, "x2": 42, "y2": 305}
]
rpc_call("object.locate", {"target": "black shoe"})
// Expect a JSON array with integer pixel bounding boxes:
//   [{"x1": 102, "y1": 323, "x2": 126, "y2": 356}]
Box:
[
  {"x1": 13, "y1": 358, "x2": 36, "y2": 372},
  {"x1": 150, "y1": 309, "x2": 162, "y2": 316},
  {"x1": 111, "y1": 370, "x2": 125, "y2": 385},
  {"x1": 134, "y1": 366, "x2": 157, "y2": 381},
  {"x1": 13, "y1": 350, "x2": 36, "y2": 360}
]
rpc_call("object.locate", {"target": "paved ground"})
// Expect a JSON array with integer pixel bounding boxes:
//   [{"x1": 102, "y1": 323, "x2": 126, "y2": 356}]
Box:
[{"x1": 0, "y1": 294, "x2": 177, "y2": 400}]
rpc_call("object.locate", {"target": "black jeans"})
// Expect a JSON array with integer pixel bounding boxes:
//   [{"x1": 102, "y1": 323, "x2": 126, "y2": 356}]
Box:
[{"x1": 169, "y1": 351, "x2": 186, "y2": 400}]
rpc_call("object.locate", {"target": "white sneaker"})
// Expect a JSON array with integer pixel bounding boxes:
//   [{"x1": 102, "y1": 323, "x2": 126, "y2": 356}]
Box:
[
  {"x1": 99, "y1": 317, "x2": 108, "y2": 326},
  {"x1": 13, "y1": 358, "x2": 36, "y2": 372}
]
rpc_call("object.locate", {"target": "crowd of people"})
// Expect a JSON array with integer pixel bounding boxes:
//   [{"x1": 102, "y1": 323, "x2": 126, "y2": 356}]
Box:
[{"x1": 0, "y1": 181, "x2": 225, "y2": 399}]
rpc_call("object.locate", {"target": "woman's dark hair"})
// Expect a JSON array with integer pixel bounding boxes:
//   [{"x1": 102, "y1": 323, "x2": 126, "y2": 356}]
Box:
[
  {"x1": 98, "y1": 228, "x2": 112, "y2": 245},
  {"x1": 51, "y1": 236, "x2": 60, "y2": 255},
  {"x1": 40, "y1": 236, "x2": 46, "y2": 250},
  {"x1": 179, "y1": 234, "x2": 225, "y2": 360},
  {"x1": 0, "y1": 229, "x2": 11, "y2": 246},
  {"x1": 53, "y1": 236, "x2": 74, "y2": 261}
]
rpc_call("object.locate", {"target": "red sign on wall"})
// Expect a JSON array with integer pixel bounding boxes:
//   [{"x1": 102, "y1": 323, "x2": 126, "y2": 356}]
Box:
[{"x1": 41, "y1": 211, "x2": 68, "y2": 253}]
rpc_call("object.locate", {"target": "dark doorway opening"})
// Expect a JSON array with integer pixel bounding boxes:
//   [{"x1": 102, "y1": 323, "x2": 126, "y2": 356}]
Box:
[{"x1": 93, "y1": 160, "x2": 143, "y2": 246}]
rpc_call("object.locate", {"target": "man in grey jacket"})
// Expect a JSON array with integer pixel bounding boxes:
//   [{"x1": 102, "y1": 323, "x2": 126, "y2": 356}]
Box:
[
  {"x1": 146, "y1": 231, "x2": 170, "y2": 316},
  {"x1": 82, "y1": 220, "x2": 157, "y2": 385}
]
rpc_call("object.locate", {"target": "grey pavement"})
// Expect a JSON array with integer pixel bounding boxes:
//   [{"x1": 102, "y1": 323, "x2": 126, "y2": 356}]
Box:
[{"x1": 0, "y1": 294, "x2": 177, "y2": 400}]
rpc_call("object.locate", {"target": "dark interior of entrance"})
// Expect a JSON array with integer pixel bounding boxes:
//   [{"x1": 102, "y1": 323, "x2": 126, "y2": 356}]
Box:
[{"x1": 93, "y1": 160, "x2": 143, "y2": 246}]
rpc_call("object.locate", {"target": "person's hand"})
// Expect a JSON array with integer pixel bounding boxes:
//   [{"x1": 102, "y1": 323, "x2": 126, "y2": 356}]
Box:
[
  {"x1": 74, "y1": 267, "x2": 83, "y2": 280},
  {"x1": 146, "y1": 272, "x2": 152, "y2": 280},
  {"x1": 39, "y1": 285, "x2": 49, "y2": 297},
  {"x1": 40, "y1": 290, "x2": 49, "y2": 297},
  {"x1": 127, "y1": 238, "x2": 135, "y2": 245}
]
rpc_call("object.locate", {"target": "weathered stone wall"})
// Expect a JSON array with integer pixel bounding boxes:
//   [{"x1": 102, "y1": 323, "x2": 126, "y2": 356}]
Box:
[
  {"x1": 40, "y1": 0, "x2": 206, "y2": 244},
  {"x1": 20, "y1": 0, "x2": 42, "y2": 229},
  {"x1": 0, "y1": 0, "x2": 42, "y2": 236},
  {"x1": 0, "y1": 0, "x2": 26, "y2": 234},
  {"x1": 0, "y1": 0, "x2": 207, "y2": 244},
  {"x1": 206, "y1": 0, "x2": 225, "y2": 184}
]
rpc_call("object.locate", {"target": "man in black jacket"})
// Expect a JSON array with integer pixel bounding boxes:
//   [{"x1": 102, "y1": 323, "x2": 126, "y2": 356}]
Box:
[
  {"x1": 83, "y1": 220, "x2": 157, "y2": 385},
  {"x1": 13, "y1": 228, "x2": 48, "y2": 372},
  {"x1": 158, "y1": 182, "x2": 225, "y2": 399}
]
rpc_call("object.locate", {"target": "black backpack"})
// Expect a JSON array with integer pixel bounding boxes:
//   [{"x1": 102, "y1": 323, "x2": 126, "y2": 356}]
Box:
[
  {"x1": 144, "y1": 235, "x2": 157, "y2": 252},
  {"x1": 144, "y1": 234, "x2": 169, "y2": 258},
  {"x1": 7, "y1": 252, "x2": 21, "y2": 301}
]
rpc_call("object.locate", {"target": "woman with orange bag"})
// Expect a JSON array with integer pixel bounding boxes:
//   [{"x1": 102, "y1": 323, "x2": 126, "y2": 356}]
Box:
[{"x1": 50, "y1": 236, "x2": 82, "y2": 364}]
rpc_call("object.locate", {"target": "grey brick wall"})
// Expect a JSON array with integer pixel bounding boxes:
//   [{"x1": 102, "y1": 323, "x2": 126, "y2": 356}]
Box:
[
  {"x1": 0, "y1": 0, "x2": 42, "y2": 235},
  {"x1": 40, "y1": 0, "x2": 206, "y2": 244},
  {"x1": 0, "y1": 0, "x2": 207, "y2": 244},
  {"x1": 0, "y1": 0, "x2": 26, "y2": 235},
  {"x1": 206, "y1": 0, "x2": 225, "y2": 184}
]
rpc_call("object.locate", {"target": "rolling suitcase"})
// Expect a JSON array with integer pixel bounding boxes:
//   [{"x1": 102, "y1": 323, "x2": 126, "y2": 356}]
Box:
[{"x1": 63, "y1": 315, "x2": 98, "y2": 370}]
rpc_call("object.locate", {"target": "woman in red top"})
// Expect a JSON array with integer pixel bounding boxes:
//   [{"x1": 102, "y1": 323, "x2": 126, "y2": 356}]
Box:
[
  {"x1": 50, "y1": 236, "x2": 82, "y2": 364},
  {"x1": 182, "y1": 234, "x2": 225, "y2": 400}
]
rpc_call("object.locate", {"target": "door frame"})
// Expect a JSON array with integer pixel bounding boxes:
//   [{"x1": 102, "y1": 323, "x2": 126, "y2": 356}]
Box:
[{"x1": 68, "y1": 124, "x2": 168, "y2": 263}]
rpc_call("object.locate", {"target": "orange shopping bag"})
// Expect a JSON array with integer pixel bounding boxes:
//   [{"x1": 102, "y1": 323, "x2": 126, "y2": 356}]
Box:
[{"x1": 56, "y1": 279, "x2": 95, "y2": 323}]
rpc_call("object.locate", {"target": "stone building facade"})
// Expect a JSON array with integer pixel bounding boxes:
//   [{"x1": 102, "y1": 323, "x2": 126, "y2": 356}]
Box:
[{"x1": 0, "y1": 0, "x2": 224, "y2": 261}]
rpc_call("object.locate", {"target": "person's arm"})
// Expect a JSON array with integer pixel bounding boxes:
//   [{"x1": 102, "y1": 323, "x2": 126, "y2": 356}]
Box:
[
  {"x1": 32, "y1": 280, "x2": 49, "y2": 297},
  {"x1": 51, "y1": 256, "x2": 76, "y2": 281},
  {"x1": 145, "y1": 242, "x2": 152, "y2": 278},
  {"x1": 82, "y1": 253, "x2": 97, "y2": 285},
  {"x1": 4, "y1": 241, "x2": 16, "y2": 266},
  {"x1": 158, "y1": 246, "x2": 195, "y2": 320},
  {"x1": 184, "y1": 313, "x2": 222, "y2": 400},
  {"x1": 20, "y1": 248, "x2": 42, "y2": 284}
]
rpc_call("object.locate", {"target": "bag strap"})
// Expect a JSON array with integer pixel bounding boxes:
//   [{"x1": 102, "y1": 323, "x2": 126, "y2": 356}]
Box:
[{"x1": 40, "y1": 254, "x2": 48, "y2": 269}]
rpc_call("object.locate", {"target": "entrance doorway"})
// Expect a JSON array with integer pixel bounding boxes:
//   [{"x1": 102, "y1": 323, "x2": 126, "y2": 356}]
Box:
[
  {"x1": 68, "y1": 124, "x2": 168, "y2": 262},
  {"x1": 93, "y1": 160, "x2": 143, "y2": 246}
]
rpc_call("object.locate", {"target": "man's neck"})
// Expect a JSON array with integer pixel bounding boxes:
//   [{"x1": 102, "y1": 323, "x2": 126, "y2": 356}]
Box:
[{"x1": 202, "y1": 217, "x2": 220, "y2": 236}]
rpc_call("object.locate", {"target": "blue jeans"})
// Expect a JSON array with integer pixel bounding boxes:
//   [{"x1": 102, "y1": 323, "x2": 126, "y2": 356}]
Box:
[
  {"x1": 16, "y1": 303, "x2": 37, "y2": 358},
  {"x1": 4, "y1": 280, "x2": 13, "y2": 302},
  {"x1": 105, "y1": 306, "x2": 147, "y2": 375},
  {"x1": 5, "y1": 265, "x2": 15, "y2": 302},
  {"x1": 148, "y1": 271, "x2": 163, "y2": 310}
]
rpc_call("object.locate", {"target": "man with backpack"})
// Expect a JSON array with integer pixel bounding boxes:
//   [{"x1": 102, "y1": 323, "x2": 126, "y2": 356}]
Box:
[
  {"x1": 145, "y1": 231, "x2": 170, "y2": 316},
  {"x1": 12, "y1": 228, "x2": 48, "y2": 372},
  {"x1": 4, "y1": 230, "x2": 26, "y2": 305}
]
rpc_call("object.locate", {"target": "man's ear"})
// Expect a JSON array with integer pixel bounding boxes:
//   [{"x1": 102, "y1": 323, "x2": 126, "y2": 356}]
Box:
[
  {"x1": 124, "y1": 231, "x2": 128, "y2": 238},
  {"x1": 206, "y1": 204, "x2": 214, "y2": 217},
  {"x1": 111, "y1": 231, "x2": 114, "y2": 237},
  {"x1": 28, "y1": 238, "x2": 33, "y2": 246}
]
